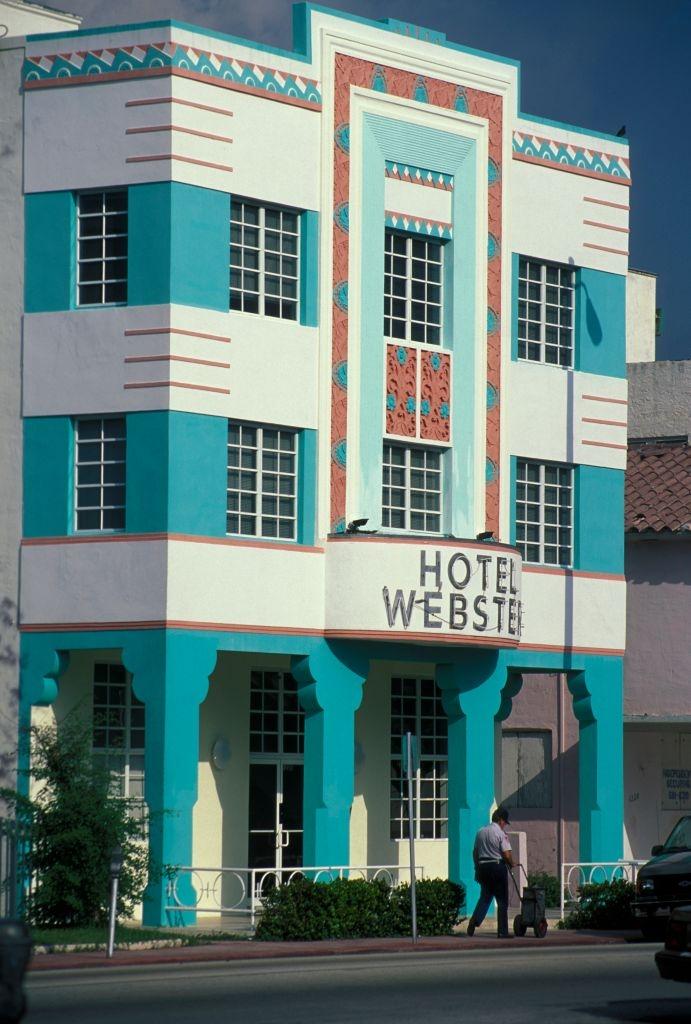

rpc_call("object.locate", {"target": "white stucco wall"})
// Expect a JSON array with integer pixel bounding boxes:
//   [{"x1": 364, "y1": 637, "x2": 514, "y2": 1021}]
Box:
[
  {"x1": 626, "y1": 271, "x2": 656, "y2": 364},
  {"x1": 624, "y1": 727, "x2": 691, "y2": 859}
]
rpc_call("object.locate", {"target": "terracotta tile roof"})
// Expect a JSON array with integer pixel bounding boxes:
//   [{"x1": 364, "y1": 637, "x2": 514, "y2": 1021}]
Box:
[{"x1": 626, "y1": 442, "x2": 691, "y2": 534}]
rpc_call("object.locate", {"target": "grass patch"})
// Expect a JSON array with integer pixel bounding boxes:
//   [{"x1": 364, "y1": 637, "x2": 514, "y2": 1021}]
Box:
[{"x1": 32, "y1": 925, "x2": 248, "y2": 948}]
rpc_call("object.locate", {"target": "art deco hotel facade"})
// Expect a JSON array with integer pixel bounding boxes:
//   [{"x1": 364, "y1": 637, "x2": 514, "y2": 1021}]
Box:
[{"x1": 18, "y1": 4, "x2": 630, "y2": 923}]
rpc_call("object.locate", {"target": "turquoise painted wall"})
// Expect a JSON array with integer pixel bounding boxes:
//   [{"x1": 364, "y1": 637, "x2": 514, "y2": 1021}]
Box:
[
  {"x1": 126, "y1": 410, "x2": 227, "y2": 536},
  {"x1": 298, "y1": 429, "x2": 318, "y2": 544},
  {"x1": 358, "y1": 114, "x2": 476, "y2": 536},
  {"x1": 129, "y1": 182, "x2": 229, "y2": 310},
  {"x1": 25, "y1": 192, "x2": 74, "y2": 313},
  {"x1": 575, "y1": 465, "x2": 625, "y2": 574},
  {"x1": 300, "y1": 210, "x2": 319, "y2": 327},
  {"x1": 575, "y1": 268, "x2": 626, "y2": 379},
  {"x1": 23, "y1": 417, "x2": 72, "y2": 536}
]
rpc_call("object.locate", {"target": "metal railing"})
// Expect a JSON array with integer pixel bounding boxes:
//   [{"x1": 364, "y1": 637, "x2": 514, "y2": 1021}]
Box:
[
  {"x1": 0, "y1": 819, "x2": 31, "y2": 919},
  {"x1": 560, "y1": 860, "x2": 648, "y2": 919},
  {"x1": 166, "y1": 864, "x2": 425, "y2": 926}
]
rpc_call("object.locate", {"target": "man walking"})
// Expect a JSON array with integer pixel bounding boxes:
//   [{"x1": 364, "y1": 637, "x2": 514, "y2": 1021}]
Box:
[{"x1": 466, "y1": 806, "x2": 514, "y2": 938}]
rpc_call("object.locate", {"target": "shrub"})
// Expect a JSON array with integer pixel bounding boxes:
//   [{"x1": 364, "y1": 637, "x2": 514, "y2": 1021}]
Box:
[
  {"x1": 527, "y1": 872, "x2": 560, "y2": 908},
  {"x1": 255, "y1": 876, "x2": 465, "y2": 941},
  {"x1": 1, "y1": 715, "x2": 155, "y2": 927},
  {"x1": 560, "y1": 879, "x2": 636, "y2": 930}
]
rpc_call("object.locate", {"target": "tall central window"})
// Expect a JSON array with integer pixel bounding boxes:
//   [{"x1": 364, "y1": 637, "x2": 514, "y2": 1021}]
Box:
[
  {"x1": 518, "y1": 258, "x2": 574, "y2": 367},
  {"x1": 249, "y1": 670, "x2": 304, "y2": 755},
  {"x1": 92, "y1": 662, "x2": 145, "y2": 813},
  {"x1": 227, "y1": 422, "x2": 297, "y2": 539},
  {"x1": 384, "y1": 230, "x2": 442, "y2": 344},
  {"x1": 390, "y1": 677, "x2": 448, "y2": 840},
  {"x1": 230, "y1": 200, "x2": 299, "y2": 320},
  {"x1": 382, "y1": 443, "x2": 442, "y2": 533}
]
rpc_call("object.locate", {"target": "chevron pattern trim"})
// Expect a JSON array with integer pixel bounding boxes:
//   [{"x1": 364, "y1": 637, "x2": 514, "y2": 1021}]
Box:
[
  {"x1": 385, "y1": 160, "x2": 454, "y2": 190},
  {"x1": 385, "y1": 210, "x2": 452, "y2": 239},
  {"x1": 512, "y1": 130, "x2": 630, "y2": 182},
  {"x1": 23, "y1": 41, "x2": 322, "y2": 105}
]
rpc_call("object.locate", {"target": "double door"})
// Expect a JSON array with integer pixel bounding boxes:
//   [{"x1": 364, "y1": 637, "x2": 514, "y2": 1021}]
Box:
[{"x1": 248, "y1": 761, "x2": 303, "y2": 872}]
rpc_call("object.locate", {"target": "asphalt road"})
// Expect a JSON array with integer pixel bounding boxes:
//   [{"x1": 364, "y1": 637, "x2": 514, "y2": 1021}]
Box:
[{"x1": 24, "y1": 945, "x2": 691, "y2": 1024}]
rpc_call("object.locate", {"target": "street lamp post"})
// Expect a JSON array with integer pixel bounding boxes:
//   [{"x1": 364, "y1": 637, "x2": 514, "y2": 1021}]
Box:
[{"x1": 106, "y1": 846, "x2": 124, "y2": 958}]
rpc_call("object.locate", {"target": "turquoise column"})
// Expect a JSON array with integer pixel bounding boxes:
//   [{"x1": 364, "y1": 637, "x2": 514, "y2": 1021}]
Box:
[
  {"x1": 568, "y1": 657, "x2": 624, "y2": 862},
  {"x1": 122, "y1": 631, "x2": 218, "y2": 926},
  {"x1": 437, "y1": 653, "x2": 506, "y2": 911},
  {"x1": 18, "y1": 634, "x2": 70, "y2": 793},
  {"x1": 291, "y1": 642, "x2": 368, "y2": 867}
]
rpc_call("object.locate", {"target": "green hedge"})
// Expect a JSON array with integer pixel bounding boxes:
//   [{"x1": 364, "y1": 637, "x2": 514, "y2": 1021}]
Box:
[
  {"x1": 254, "y1": 877, "x2": 465, "y2": 941},
  {"x1": 560, "y1": 879, "x2": 636, "y2": 929},
  {"x1": 527, "y1": 872, "x2": 560, "y2": 909}
]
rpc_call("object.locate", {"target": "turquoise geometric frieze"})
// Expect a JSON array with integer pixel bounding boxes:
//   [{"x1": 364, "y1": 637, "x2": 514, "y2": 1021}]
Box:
[
  {"x1": 386, "y1": 210, "x2": 452, "y2": 239},
  {"x1": 23, "y1": 41, "x2": 322, "y2": 105},
  {"x1": 513, "y1": 130, "x2": 630, "y2": 182},
  {"x1": 385, "y1": 160, "x2": 454, "y2": 191}
]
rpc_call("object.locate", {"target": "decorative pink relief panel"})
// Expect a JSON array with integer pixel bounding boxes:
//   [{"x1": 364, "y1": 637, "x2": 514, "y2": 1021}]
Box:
[
  {"x1": 386, "y1": 344, "x2": 417, "y2": 437},
  {"x1": 420, "y1": 350, "x2": 451, "y2": 442}
]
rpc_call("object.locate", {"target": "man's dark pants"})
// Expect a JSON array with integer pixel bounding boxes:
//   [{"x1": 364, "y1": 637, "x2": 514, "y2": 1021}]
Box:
[{"x1": 470, "y1": 861, "x2": 509, "y2": 936}]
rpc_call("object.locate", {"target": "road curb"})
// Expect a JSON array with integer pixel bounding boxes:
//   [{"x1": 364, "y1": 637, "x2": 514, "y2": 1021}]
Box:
[{"x1": 28, "y1": 931, "x2": 638, "y2": 972}]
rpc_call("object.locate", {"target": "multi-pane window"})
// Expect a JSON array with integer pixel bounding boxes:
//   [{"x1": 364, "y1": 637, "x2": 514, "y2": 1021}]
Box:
[
  {"x1": 75, "y1": 417, "x2": 126, "y2": 532},
  {"x1": 92, "y1": 663, "x2": 145, "y2": 809},
  {"x1": 384, "y1": 230, "x2": 442, "y2": 345},
  {"x1": 516, "y1": 460, "x2": 573, "y2": 566},
  {"x1": 501, "y1": 730, "x2": 553, "y2": 809},
  {"x1": 77, "y1": 191, "x2": 128, "y2": 305},
  {"x1": 382, "y1": 443, "x2": 442, "y2": 533},
  {"x1": 230, "y1": 200, "x2": 299, "y2": 320},
  {"x1": 390, "y1": 677, "x2": 448, "y2": 840},
  {"x1": 249, "y1": 670, "x2": 304, "y2": 755},
  {"x1": 518, "y1": 258, "x2": 574, "y2": 367},
  {"x1": 227, "y1": 422, "x2": 297, "y2": 539}
]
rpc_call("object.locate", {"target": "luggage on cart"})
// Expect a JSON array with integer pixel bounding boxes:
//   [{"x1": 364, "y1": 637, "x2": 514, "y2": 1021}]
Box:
[{"x1": 510, "y1": 867, "x2": 548, "y2": 938}]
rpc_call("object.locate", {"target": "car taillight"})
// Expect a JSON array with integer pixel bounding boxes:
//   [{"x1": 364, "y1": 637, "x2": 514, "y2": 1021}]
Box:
[{"x1": 665, "y1": 920, "x2": 687, "y2": 951}]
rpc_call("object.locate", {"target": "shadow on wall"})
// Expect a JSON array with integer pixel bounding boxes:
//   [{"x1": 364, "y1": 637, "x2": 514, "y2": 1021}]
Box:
[
  {"x1": 572, "y1": 258, "x2": 604, "y2": 347},
  {"x1": 0, "y1": 597, "x2": 19, "y2": 799},
  {"x1": 626, "y1": 540, "x2": 691, "y2": 587}
]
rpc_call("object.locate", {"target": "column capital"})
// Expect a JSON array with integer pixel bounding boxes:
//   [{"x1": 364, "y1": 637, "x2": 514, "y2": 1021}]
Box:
[
  {"x1": 122, "y1": 631, "x2": 218, "y2": 706},
  {"x1": 436, "y1": 652, "x2": 505, "y2": 720},
  {"x1": 291, "y1": 641, "x2": 368, "y2": 716},
  {"x1": 20, "y1": 634, "x2": 70, "y2": 707}
]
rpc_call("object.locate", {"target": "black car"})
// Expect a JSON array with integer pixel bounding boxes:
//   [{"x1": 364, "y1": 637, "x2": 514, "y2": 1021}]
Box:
[
  {"x1": 635, "y1": 815, "x2": 691, "y2": 939},
  {"x1": 655, "y1": 906, "x2": 691, "y2": 982}
]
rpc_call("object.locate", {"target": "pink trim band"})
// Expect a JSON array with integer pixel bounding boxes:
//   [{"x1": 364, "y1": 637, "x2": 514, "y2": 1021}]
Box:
[
  {"x1": 25, "y1": 66, "x2": 322, "y2": 112},
  {"x1": 124, "y1": 328, "x2": 230, "y2": 343},
  {"x1": 126, "y1": 97, "x2": 234, "y2": 116},
  {"x1": 324, "y1": 630, "x2": 519, "y2": 648},
  {"x1": 523, "y1": 565, "x2": 625, "y2": 582},
  {"x1": 581, "y1": 416, "x2": 627, "y2": 428},
  {"x1": 582, "y1": 394, "x2": 627, "y2": 406},
  {"x1": 583, "y1": 219, "x2": 629, "y2": 234},
  {"x1": 327, "y1": 535, "x2": 518, "y2": 554},
  {"x1": 124, "y1": 354, "x2": 230, "y2": 369},
  {"x1": 126, "y1": 125, "x2": 234, "y2": 144},
  {"x1": 583, "y1": 242, "x2": 629, "y2": 256},
  {"x1": 583, "y1": 196, "x2": 630, "y2": 211},
  {"x1": 582, "y1": 439, "x2": 628, "y2": 451},
  {"x1": 123, "y1": 380, "x2": 230, "y2": 394},
  {"x1": 126, "y1": 153, "x2": 234, "y2": 172},
  {"x1": 21, "y1": 533, "x2": 324, "y2": 554},
  {"x1": 513, "y1": 153, "x2": 631, "y2": 186}
]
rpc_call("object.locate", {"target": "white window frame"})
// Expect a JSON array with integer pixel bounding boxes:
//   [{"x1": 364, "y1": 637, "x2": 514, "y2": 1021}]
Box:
[
  {"x1": 249, "y1": 670, "x2": 304, "y2": 758},
  {"x1": 384, "y1": 230, "x2": 443, "y2": 345},
  {"x1": 515, "y1": 459, "x2": 573, "y2": 566},
  {"x1": 74, "y1": 417, "x2": 126, "y2": 533},
  {"x1": 227, "y1": 422, "x2": 298, "y2": 540},
  {"x1": 390, "y1": 676, "x2": 448, "y2": 841},
  {"x1": 92, "y1": 662, "x2": 145, "y2": 812},
  {"x1": 382, "y1": 442, "x2": 443, "y2": 534},
  {"x1": 230, "y1": 199, "x2": 300, "y2": 320},
  {"x1": 76, "y1": 190, "x2": 128, "y2": 306},
  {"x1": 518, "y1": 257, "x2": 575, "y2": 367}
]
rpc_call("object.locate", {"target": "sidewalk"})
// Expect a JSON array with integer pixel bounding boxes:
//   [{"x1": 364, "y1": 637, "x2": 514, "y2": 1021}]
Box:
[{"x1": 28, "y1": 929, "x2": 643, "y2": 972}]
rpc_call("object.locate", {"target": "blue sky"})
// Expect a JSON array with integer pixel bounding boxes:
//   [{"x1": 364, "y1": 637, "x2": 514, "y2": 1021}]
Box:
[{"x1": 57, "y1": 0, "x2": 691, "y2": 359}]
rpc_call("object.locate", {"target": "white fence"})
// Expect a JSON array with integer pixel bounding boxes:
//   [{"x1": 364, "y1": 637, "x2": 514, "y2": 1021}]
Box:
[
  {"x1": 166, "y1": 864, "x2": 425, "y2": 926},
  {"x1": 560, "y1": 860, "x2": 648, "y2": 919}
]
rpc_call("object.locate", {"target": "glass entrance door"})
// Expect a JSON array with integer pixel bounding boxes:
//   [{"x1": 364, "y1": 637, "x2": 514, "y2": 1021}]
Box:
[{"x1": 248, "y1": 761, "x2": 303, "y2": 871}]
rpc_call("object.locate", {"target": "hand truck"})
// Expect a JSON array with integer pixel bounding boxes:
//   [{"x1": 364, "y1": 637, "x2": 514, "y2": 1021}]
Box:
[{"x1": 510, "y1": 865, "x2": 548, "y2": 938}]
